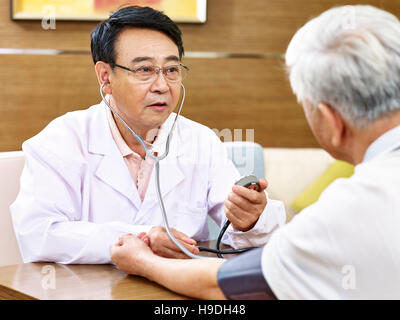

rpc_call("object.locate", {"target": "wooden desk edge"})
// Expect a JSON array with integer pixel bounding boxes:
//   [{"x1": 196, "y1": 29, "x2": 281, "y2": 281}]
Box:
[{"x1": 0, "y1": 284, "x2": 37, "y2": 300}]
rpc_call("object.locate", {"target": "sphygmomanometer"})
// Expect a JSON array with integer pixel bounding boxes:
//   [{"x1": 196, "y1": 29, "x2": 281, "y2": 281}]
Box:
[
  {"x1": 198, "y1": 174, "x2": 261, "y2": 258},
  {"x1": 217, "y1": 246, "x2": 277, "y2": 300}
]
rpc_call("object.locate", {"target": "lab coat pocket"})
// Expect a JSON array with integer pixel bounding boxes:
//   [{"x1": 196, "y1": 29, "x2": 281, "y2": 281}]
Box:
[{"x1": 171, "y1": 204, "x2": 209, "y2": 239}]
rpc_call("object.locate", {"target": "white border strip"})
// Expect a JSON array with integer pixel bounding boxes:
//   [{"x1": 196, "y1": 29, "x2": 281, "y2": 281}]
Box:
[
  {"x1": 185, "y1": 52, "x2": 285, "y2": 59},
  {"x1": 0, "y1": 48, "x2": 284, "y2": 59},
  {"x1": 0, "y1": 48, "x2": 61, "y2": 55}
]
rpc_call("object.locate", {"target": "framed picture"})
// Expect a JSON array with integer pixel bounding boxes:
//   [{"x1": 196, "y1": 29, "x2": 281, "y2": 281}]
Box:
[{"x1": 11, "y1": 0, "x2": 207, "y2": 23}]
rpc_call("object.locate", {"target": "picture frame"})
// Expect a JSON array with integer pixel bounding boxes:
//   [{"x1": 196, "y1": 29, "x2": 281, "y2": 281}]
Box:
[{"x1": 11, "y1": 0, "x2": 207, "y2": 23}]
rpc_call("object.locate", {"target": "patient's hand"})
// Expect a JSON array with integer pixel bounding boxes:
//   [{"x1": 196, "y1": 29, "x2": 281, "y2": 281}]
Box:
[{"x1": 111, "y1": 233, "x2": 153, "y2": 276}]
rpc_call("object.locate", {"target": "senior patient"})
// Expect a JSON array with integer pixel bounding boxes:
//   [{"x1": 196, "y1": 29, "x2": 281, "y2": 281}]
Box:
[
  {"x1": 111, "y1": 5, "x2": 400, "y2": 299},
  {"x1": 10, "y1": 6, "x2": 285, "y2": 264}
]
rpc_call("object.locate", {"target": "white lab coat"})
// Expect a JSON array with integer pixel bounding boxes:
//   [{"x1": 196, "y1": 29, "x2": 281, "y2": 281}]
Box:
[
  {"x1": 262, "y1": 131, "x2": 400, "y2": 299},
  {"x1": 11, "y1": 101, "x2": 286, "y2": 264}
]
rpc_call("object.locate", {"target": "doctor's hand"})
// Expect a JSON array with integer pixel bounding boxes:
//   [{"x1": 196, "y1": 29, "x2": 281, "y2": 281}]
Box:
[
  {"x1": 148, "y1": 226, "x2": 200, "y2": 259},
  {"x1": 111, "y1": 233, "x2": 154, "y2": 277},
  {"x1": 224, "y1": 178, "x2": 268, "y2": 232}
]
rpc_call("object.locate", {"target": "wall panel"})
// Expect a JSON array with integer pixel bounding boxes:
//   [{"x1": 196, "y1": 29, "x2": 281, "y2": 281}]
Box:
[
  {"x1": 1, "y1": 0, "x2": 399, "y2": 53},
  {"x1": 0, "y1": 54, "x2": 316, "y2": 151},
  {"x1": 0, "y1": 54, "x2": 99, "y2": 150},
  {"x1": 2, "y1": 0, "x2": 400, "y2": 151},
  {"x1": 182, "y1": 57, "x2": 316, "y2": 147}
]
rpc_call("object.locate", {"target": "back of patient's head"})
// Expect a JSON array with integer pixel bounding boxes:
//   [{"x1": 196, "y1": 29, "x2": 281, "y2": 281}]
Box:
[
  {"x1": 286, "y1": 5, "x2": 400, "y2": 128},
  {"x1": 90, "y1": 5, "x2": 184, "y2": 66}
]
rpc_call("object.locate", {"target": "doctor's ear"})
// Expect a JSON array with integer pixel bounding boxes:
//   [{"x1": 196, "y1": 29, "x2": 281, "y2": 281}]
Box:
[{"x1": 95, "y1": 61, "x2": 113, "y2": 94}]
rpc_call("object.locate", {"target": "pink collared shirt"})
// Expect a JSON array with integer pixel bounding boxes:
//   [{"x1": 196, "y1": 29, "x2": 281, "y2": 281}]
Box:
[{"x1": 106, "y1": 107, "x2": 158, "y2": 202}]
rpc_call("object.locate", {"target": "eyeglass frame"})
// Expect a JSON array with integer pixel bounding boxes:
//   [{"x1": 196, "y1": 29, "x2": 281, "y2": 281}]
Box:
[{"x1": 110, "y1": 62, "x2": 189, "y2": 82}]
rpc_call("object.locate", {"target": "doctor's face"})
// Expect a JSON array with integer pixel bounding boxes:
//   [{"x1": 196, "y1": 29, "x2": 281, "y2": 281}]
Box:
[{"x1": 108, "y1": 28, "x2": 182, "y2": 136}]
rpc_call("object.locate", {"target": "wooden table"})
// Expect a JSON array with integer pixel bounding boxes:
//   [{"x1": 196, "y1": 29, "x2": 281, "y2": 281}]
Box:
[{"x1": 0, "y1": 241, "x2": 235, "y2": 300}]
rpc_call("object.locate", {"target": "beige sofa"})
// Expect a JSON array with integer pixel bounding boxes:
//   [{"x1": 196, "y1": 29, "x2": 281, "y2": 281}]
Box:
[
  {"x1": 0, "y1": 151, "x2": 24, "y2": 267},
  {"x1": 0, "y1": 148, "x2": 333, "y2": 267},
  {"x1": 263, "y1": 148, "x2": 334, "y2": 222}
]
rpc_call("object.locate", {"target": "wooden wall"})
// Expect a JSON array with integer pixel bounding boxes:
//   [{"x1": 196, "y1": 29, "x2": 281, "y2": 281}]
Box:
[{"x1": 1, "y1": 0, "x2": 400, "y2": 151}]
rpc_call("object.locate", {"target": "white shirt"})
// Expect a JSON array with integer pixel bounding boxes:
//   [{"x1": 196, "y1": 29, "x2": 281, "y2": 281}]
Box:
[
  {"x1": 10, "y1": 102, "x2": 286, "y2": 264},
  {"x1": 262, "y1": 125, "x2": 400, "y2": 299}
]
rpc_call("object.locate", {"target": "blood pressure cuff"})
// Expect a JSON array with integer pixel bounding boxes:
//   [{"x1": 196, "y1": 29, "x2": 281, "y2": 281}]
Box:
[{"x1": 217, "y1": 247, "x2": 277, "y2": 300}]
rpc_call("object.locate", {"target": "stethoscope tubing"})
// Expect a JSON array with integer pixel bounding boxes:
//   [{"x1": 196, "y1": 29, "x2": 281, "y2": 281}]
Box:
[
  {"x1": 99, "y1": 82, "x2": 254, "y2": 259},
  {"x1": 100, "y1": 81, "x2": 183, "y2": 161},
  {"x1": 100, "y1": 82, "x2": 206, "y2": 259}
]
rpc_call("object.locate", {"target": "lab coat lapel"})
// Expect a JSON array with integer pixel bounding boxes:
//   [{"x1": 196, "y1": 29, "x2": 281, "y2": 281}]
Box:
[
  {"x1": 95, "y1": 149, "x2": 142, "y2": 210},
  {"x1": 88, "y1": 102, "x2": 142, "y2": 210}
]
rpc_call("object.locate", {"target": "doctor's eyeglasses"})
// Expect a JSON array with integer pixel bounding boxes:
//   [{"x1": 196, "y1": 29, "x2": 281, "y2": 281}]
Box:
[{"x1": 112, "y1": 63, "x2": 189, "y2": 83}]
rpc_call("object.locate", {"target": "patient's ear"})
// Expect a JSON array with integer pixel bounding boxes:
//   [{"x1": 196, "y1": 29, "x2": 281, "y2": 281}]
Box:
[
  {"x1": 95, "y1": 61, "x2": 112, "y2": 94},
  {"x1": 318, "y1": 103, "x2": 345, "y2": 148}
]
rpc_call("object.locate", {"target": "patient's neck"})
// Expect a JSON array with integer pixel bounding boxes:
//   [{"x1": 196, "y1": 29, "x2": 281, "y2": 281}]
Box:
[{"x1": 348, "y1": 110, "x2": 400, "y2": 164}]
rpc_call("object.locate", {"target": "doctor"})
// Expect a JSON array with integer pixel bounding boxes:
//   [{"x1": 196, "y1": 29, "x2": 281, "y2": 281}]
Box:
[
  {"x1": 111, "y1": 5, "x2": 400, "y2": 299},
  {"x1": 10, "y1": 6, "x2": 285, "y2": 264}
]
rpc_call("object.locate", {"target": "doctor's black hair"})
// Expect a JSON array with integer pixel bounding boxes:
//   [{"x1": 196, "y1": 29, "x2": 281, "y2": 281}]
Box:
[{"x1": 90, "y1": 5, "x2": 184, "y2": 66}]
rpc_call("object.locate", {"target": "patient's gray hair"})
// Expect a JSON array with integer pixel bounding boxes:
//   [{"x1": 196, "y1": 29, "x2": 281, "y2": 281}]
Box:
[{"x1": 286, "y1": 5, "x2": 400, "y2": 128}]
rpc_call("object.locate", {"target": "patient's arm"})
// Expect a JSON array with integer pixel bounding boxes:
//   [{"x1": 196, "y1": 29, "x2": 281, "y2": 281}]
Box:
[
  {"x1": 111, "y1": 233, "x2": 277, "y2": 300},
  {"x1": 110, "y1": 233, "x2": 226, "y2": 300}
]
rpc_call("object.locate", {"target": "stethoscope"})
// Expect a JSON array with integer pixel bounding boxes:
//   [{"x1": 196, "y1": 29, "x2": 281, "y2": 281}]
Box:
[
  {"x1": 100, "y1": 81, "x2": 206, "y2": 259},
  {"x1": 100, "y1": 82, "x2": 253, "y2": 259}
]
